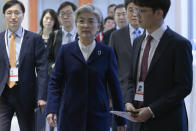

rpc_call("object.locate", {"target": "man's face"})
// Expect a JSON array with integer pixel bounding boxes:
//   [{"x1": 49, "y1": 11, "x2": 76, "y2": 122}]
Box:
[
  {"x1": 126, "y1": 2, "x2": 139, "y2": 28},
  {"x1": 136, "y1": 6, "x2": 159, "y2": 31},
  {"x1": 114, "y1": 7, "x2": 128, "y2": 29},
  {"x1": 108, "y1": 6, "x2": 116, "y2": 17},
  {"x1": 4, "y1": 4, "x2": 24, "y2": 32},
  {"x1": 59, "y1": 5, "x2": 75, "y2": 29}
]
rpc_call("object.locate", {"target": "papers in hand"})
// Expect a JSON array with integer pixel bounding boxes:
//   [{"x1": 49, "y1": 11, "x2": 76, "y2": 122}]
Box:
[{"x1": 110, "y1": 111, "x2": 139, "y2": 122}]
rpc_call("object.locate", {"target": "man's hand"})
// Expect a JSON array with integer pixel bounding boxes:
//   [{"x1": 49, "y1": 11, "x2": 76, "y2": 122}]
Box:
[
  {"x1": 117, "y1": 125, "x2": 126, "y2": 131},
  {"x1": 134, "y1": 107, "x2": 152, "y2": 122},
  {"x1": 125, "y1": 103, "x2": 138, "y2": 117},
  {"x1": 125, "y1": 103, "x2": 136, "y2": 111},
  {"x1": 47, "y1": 113, "x2": 57, "y2": 127},
  {"x1": 37, "y1": 100, "x2": 46, "y2": 113}
]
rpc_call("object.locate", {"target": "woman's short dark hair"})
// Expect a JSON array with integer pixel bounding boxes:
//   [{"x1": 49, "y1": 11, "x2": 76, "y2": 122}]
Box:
[
  {"x1": 3, "y1": 0, "x2": 25, "y2": 14},
  {"x1": 133, "y1": 0, "x2": 171, "y2": 19},
  {"x1": 40, "y1": 9, "x2": 60, "y2": 31},
  {"x1": 57, "y1": 1, "x2": 77, "y2": 15}
]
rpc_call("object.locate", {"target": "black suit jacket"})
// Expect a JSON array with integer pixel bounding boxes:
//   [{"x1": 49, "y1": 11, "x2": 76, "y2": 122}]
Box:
[
  {"x1": 126, "y1": 27, "x2": 193, "y2": 131},
  {"x1": 102, "y1": 27, "x2": 116, "y2": 45}
]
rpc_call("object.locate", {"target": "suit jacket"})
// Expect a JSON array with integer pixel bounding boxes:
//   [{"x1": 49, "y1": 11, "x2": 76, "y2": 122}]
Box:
[
  {"x1": 0, "y1": 30, "x2": 48, "y2": 109},
  {"x1": 109, "y1": 25, "x2": 134, "y2": 101},
  {"x1": 47, "y1": 29, "x2": 79, "y2": 63},
  {"x1": 102, "y1": 27, "x2": 116, "y2": 45},
  {"x1": 126, "y1": 27, "x2": 193, "y2": 131},
  {"x1": 46, "y1": 40, "x2": 126, "y2": 131}
]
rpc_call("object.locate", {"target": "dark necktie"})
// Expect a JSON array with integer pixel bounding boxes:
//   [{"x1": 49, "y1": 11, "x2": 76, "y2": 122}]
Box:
[
  {"x1": 140, "y1": 35, "x2": 153, "y2": 81},
  {"x1": 135, "y1": 35, "x2": 153, "y2": 108}
]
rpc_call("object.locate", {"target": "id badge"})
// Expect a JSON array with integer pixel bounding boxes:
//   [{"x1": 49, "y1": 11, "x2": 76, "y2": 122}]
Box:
[
  {"x1": 9, "y1": 67, "x2": 18, "y2": 82},
  {"x1": 134, "y1": 81, "x2": 144, "y2": 102}
]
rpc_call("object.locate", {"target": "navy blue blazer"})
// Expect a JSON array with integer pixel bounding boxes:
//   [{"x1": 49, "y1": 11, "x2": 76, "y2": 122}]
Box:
[
  {"x1": 0, "y1": 30, "x2": 48, "y2": 109},
  {"x1": 46, "y1": 40, "x2": 126, "y2": 131},
  {"x1": 126, "y1": 27, "x2": 193, "y2": 131}
]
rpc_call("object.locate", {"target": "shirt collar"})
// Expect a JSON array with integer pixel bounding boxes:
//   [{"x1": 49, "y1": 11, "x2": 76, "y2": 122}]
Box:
[
  {"x1": 129, "y1": 24, "x2": 144, "y2": 35},
  {"x1": 146, "y1": 23, "x2": 167, "y2": 41},
  {"x1": 8, "y1": 26, "x2": 23, "y2": 38},
  {"x1": 78, "y1": 40, "x2": 96, "y2": 50},
  {"x1": 62, "y1": 26, "x2": 76, "y2": 36}
]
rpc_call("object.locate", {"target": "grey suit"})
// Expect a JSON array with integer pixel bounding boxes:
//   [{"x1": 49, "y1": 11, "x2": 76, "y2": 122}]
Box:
[
  {"x1": 110, "y1": 25, "x2": 134, "y2": 101},
  {"x1": 110, "y1": 25, "x2": 138, "y2": 131}
]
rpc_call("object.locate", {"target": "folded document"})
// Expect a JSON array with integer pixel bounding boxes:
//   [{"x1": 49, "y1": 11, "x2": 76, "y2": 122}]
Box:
[{"x1": 110, "y1": 111, "x2": 139, "y2": 122}]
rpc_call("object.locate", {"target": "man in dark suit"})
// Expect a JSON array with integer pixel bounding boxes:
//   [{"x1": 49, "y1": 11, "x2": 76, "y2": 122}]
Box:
[
  {"x1": 109, "y1": 1, "x2": 143, "y2": 131},
  {"x1": 0, "y1": 1, "x2": 48, "y2": 130},
  {"x1": 125, "y1": 0, "x2": 193, "y2": 131},
  {"x1": 102, "y1": 4, "x2": 128, "y2": 45},
  {"x1": 47, "y1": 1, "x2": 77, "y2": 73}
]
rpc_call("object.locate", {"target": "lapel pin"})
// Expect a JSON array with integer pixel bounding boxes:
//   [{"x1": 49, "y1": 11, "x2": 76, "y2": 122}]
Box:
[{"x1": 98, "y1": 50, "x2": 101, "y2": 56}]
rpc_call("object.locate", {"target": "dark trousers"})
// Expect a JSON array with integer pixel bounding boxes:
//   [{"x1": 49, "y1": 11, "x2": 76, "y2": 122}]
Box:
[{"x1": 0, "y1": 85, "x2": 35, "y2": 131}]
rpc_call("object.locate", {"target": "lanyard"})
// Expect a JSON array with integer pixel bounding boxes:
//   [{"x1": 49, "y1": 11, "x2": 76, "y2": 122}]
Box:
[{"x1": 4, "y1": 28, "x2": 25, "y2": 64}]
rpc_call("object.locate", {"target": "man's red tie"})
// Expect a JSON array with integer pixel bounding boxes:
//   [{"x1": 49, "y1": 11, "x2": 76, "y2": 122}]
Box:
[{"x1": 136, "y1": 35, "x2": 153, "y2": 108}]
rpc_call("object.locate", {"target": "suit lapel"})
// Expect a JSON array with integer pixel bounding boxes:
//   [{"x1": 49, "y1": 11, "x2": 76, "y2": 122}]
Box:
[
  {"x1": 0, "y1": 32, "x2": 9, "y2": 66},
  {"x1": 147, "y1": 28, "x2": 172, "y2": 78},
  {"x1": 70, "y1": 41, "x2": 86, "y2": 64},
  {"x1": 133, "y1": 34, "x2": 146, "y2": 78},
  {"x1": 18, "y1": 30, "x2": 29, "y2": 68},
  {"x1": 123, "y1": 26, "x2": 133, "y2": 50}
]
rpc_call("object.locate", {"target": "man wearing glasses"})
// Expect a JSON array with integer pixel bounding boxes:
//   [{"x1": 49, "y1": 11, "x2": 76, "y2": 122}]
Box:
[
  {"x1": 47, "y1": 1, "x2": 77, "y2": 74},
  {"x1": 0, "y1": 1, "x2": 48, "y2": 130},
  {"x1": 125, "y1": 0, "x2": 192, "y2": 131}
]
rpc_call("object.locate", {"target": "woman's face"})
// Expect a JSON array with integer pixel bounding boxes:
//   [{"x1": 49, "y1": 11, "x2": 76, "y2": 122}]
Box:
[
  {"x1": 76, "y1": 12, "x2": 100, "y2": 41},
  {"x1": 43, "y1": 12, "x2": 54, "y2": 30}
]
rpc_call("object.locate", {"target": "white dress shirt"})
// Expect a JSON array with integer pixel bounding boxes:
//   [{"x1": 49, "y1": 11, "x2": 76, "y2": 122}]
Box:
[
  {"x1": 129, "y1": 24, "x2": 144, "y2": 46},
  {"x1": 62, "y1": 26, "x2": 77, "y2": 45},
  {"x1": 137, "y1": 23, "x2": 167, "y2": 83},
  {"x1": 78, "y1": 40, "x2": 96, "y2": 61}
]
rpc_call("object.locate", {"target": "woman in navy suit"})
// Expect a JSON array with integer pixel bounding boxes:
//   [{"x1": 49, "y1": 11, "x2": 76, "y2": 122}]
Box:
[{"x1": 46, "y1": 4, "x2": 126, "y2": 131}]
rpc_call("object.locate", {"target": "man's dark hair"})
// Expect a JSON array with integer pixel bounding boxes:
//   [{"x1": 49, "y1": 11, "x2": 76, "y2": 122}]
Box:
[
  {"x1": 104, "y1": 16, "x2": 114, "y2": 25},
  {"x1": 3, "y1": 0, "x2": 25, "y2": 14},
  {"x1": 133, "y1": 0, "x2": 171, "y2": 19},
  {"x1": 124, "y1": 0, "x2": 134, "y2": 10},
  {"x1": 107, "y1": 4, "x2": 116, "y2": 12},
  {"x1": 57, "y1": 1, "x2": 77, "y2": 15},
  {"x1": 114, "y1": 4, "x2": 125, "y2": 13}
]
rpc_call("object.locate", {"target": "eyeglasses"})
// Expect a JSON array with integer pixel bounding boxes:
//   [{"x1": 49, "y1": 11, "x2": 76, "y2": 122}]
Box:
[
  {"x1": 59, "y1": 11, "x2": 73, "y2": 17},
  {"x1": 5, "y1": 11, "x2": 22, "y2": 17},
  {"x1": 133, "y1": 8, "x2": 152, "y2": 15}
]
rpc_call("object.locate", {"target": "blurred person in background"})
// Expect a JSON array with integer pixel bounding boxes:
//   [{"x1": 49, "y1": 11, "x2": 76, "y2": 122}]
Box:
[
  {"x1": 39, "y1": 9, "x2": 60, "y2": 46},
  {"x1": 102, "y1": 4, "x2": 128, "y2": 45},
  {"x1": 96, "y1": 16, "x2": 115, "y2": 42},
  {"x1": 107, "y1": 4, "x2": 116, "y2": 17},
  {"x1": 47, "y1": 1, "x2": 77, "y2": 74}
]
